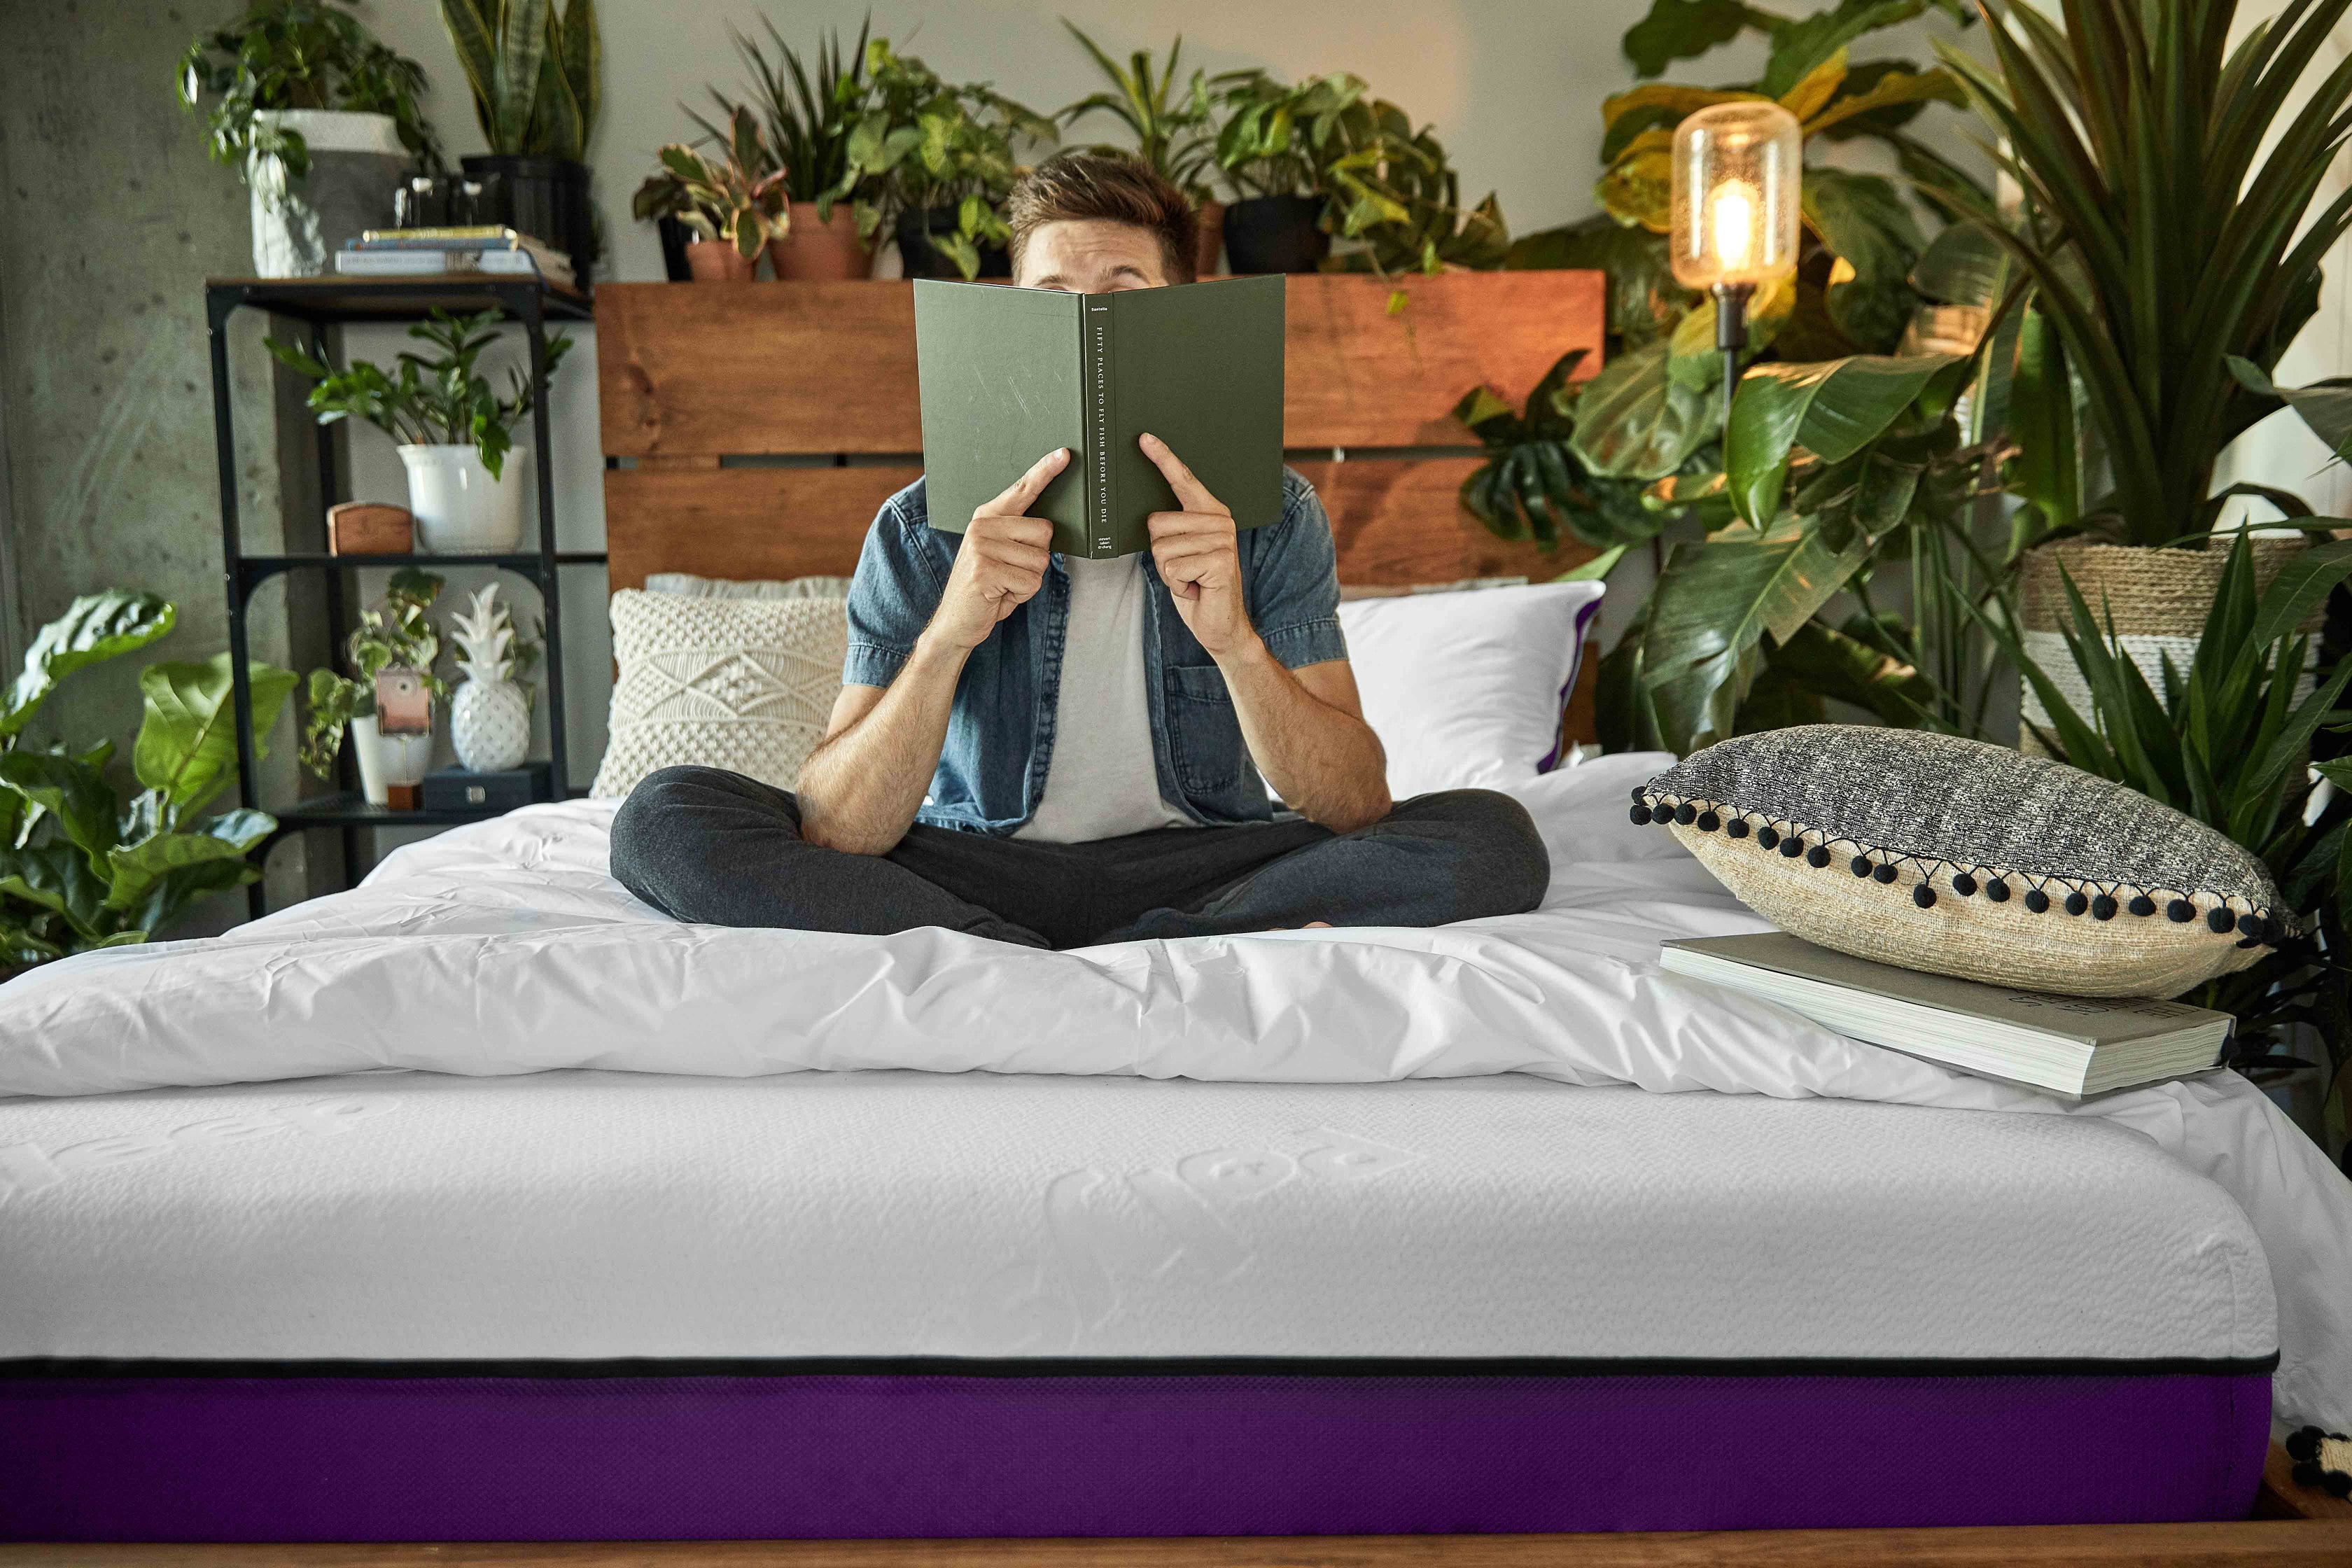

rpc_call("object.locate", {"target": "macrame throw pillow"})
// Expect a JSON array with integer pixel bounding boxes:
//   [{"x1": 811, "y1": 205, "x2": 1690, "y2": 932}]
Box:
[
  {"x1": 591, "y1": 589, "x2": 847, "y2": 802},
  {"x1": 1633, "y1": 725, "x2": 2283, "y2": 999}
]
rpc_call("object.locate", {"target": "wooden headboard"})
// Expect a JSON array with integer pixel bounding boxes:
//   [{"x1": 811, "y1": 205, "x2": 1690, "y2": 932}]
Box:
[{"x1": 594, "y1": 270, "x2": 1605, "y2": 591}]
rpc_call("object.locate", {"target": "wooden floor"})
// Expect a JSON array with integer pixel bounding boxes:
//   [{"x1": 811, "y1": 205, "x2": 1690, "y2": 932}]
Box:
[{"x1": 11, "y1": 1446, "x2": 2349, "y2": 1568}]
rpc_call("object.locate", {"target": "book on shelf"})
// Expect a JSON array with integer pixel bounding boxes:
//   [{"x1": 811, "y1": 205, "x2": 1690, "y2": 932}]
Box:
[
  {"x1": 1659, "y1": 932, "x2": 2234, "y2": 1099},
  {"x1": 333, "y1": 248, "x2": 573, "y2": 286},
  {"x1": 912, "y1": 274, "x2": 1284, "y2": 559}
]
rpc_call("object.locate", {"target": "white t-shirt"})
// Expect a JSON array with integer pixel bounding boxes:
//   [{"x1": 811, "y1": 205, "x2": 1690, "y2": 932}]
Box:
[{"x1": 1016, "y1": 554, "x2": 1195, "y2": 843}]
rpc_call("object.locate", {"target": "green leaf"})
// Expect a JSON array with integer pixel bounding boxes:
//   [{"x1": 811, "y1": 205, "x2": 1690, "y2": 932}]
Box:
[
  {"x1": 1802, "y1": 64, "x2": 1964, "y2": 138},
  {"x1": 133, "y1": 653, "x2": 297, "y2": 819},
  {"x1": 0, "y1": 841, "x2": 113, "y2": 941},
  {"x1": 1637, "y1": 524, "x2": 1871, "y2": 753},
  {"x1": 1621, "y1": 0, "x2": 1761, "y2": 78},
  {"x1": 1802, "y1": 167, "x2": 1926, "y2": 351},
  {"x1": 1569, "y1": 337, "x2": 1715, "y2": 481},
  {"x1": 1908, "y1": 218, "x2": 2007, "y2": 308},
  {"x1": 2228, "y1": 356, "x2": 2352, "y2": 463},
  {"x1": 104, "y1": 808, "x2": 274, "y2": 914},
  {"x1": 493, "y1": 0, "x2": 551, "y2": 153},
  {"x1": 1, "y1": 592, "x2": 176, "y2": 738},
  {"x1": 0, "y1": 750, "x2": 121, "y2": 876},
  {"x1": 1558, "y1": 545, "x2": 1629, "y2": 582},
  {"x1": 1724, "y1": 352, "x2": 1963, "y2": 526},
  {"x1": 1762, "y1": 0, "x2": 1925, "y2": 99}
]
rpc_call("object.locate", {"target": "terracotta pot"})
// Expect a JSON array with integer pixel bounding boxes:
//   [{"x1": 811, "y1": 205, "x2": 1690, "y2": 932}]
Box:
[
  {"x1": 767, "y1": 202, "x2": 872, "y2": 281},
  {"x1": 1192, "y1": 198, "x2": 1225, "y2": 278},
  {"x1": 684, "y1": 239, "x2": 757, "y2": 282}
]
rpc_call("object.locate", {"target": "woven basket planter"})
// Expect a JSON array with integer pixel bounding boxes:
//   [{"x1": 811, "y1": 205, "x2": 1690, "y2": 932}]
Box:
[{"x1": 2016, "y1": 538, "x2": 2315, "y2": 752}]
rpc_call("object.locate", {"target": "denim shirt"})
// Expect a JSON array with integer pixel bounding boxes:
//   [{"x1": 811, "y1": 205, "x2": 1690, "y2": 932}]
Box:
[{"x1": 844, "y1": 468, "x2": 1349, "y2": 835}]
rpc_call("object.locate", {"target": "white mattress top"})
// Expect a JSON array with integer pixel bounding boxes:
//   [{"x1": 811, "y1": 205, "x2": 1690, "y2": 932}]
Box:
[{"x1": 0, "y1": 1067, "x2": 2274, "y2": 1364}]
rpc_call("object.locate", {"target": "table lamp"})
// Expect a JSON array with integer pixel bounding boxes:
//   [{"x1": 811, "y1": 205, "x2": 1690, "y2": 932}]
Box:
[{"x1": 1670, "y1": 102, "x2": 1802, "y2": 429}]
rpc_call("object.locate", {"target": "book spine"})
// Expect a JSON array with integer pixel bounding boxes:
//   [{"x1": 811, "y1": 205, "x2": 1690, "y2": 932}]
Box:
[{"x1": 1085, "y1": 296, "x2": 1116, "y2": 559}]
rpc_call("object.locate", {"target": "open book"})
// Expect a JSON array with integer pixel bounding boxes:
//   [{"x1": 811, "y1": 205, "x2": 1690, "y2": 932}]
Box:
[
  {"x1": 1661, "y1": 932, "x2": 2233, "y2": 1099},
  {"x1": 913, "y1": 274, "x2": 1286, "y2": 559}
]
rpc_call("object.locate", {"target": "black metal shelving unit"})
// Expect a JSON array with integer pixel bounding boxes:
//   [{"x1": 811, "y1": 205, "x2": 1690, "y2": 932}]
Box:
[{"x1": 204, "y1": 274, "x2": 601, "y2": 918}]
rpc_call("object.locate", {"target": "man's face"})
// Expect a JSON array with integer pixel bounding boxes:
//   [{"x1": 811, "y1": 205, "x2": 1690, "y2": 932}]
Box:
[{"x1": 1015, "y1": 219, "x2": 1170, "y2": 293}]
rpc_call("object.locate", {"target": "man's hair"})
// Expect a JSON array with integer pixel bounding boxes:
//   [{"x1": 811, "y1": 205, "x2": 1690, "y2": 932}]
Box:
[{"x1": 1005, "y1": 153, "x2": 1198, "y2": 284}]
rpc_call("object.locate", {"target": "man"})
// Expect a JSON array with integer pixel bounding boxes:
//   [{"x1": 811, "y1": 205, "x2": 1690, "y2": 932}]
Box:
[{"x1": 611, "y1": 153, "x2": 1548, "y2": 949}]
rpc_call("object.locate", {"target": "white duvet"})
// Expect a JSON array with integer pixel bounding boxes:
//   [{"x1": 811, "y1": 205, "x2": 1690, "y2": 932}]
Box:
[{"x1": 2, "y1": 752, "x2": 2347, "y2": 1427}]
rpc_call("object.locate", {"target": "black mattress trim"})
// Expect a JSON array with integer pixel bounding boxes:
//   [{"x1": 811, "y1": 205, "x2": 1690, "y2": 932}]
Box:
[{"x1": 0, "y1": 1352, "x2": 2283, "y2": 1380}]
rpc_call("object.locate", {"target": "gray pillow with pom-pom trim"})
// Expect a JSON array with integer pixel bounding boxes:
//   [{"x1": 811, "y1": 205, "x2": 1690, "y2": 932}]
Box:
[{"x1": 1634, "y1": 725, "x2": 2283, "y2": 999}]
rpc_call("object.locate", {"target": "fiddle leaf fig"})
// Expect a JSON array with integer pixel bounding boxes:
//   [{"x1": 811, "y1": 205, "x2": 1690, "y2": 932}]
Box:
[
  {"x1": 0, "y1": 592, "x2": 176, "y2": 739},
  {"x1": 135, "y1": 652, "x2": 299, "y2": 819}
]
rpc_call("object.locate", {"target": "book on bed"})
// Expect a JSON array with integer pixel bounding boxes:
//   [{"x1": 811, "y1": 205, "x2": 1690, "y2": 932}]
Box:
[
  {"x1": 1660, "y1": 932, "x2": 2233, "y2": 1098},
  {"x1": 912, "y1": 274, "x2": 1286, "y2": 559}
]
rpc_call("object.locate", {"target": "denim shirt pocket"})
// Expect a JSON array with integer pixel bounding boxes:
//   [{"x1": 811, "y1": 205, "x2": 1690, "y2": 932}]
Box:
[{"x1": 1162, "y1": 663, "x2": 1247, "y2": 794}]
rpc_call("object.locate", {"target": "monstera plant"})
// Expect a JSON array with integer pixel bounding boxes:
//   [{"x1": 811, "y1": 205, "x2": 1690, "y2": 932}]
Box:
[
  {"x1": 0, "y1": 594, "x2": 296, "y2": 973},
  {"x1": 1457, "y1": 0, "x2": 2014, "y2": 755}
]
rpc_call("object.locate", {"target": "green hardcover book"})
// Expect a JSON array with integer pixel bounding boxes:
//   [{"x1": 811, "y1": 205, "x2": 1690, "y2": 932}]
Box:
[{"x1": 913, "y1": 274, "x2": 1287, "y2": 559}]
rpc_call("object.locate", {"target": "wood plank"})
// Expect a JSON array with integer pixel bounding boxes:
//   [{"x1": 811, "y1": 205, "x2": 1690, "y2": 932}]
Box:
[
  {"x1": 1283, "y1": 270, "x2": 1605, "y2": 449},
  {"x1": 13, "y1": 1521, "x2": 2352, "y2": 1567},
  {"x1": 603, "y1": 466, "x2": 920, "y2": 594},
  {"x1": 592, "y1": 272, "x2": 1604, "y2": 458},
  {"x1": 596, "y1": 282, "x2": 920, "y2": 458},
  {"x1": 1297, "y1": 457, "x2": 1593, "y2": 588},
  {"x1": 605, "y1": 460, "x2": 1590, "y2": 596}
]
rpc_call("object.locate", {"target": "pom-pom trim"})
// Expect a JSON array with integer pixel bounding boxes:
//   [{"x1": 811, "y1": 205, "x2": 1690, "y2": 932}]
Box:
[{"x1": 1630, "y1": 787, "x2": 2286, "y2": 941}]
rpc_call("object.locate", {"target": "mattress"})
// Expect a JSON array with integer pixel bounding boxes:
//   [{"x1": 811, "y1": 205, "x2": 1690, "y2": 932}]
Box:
[
  {"x1": 1, "y1": 1068, "x2": 2276, "y2": 1536},
  {"x1": 0, "y1": 1068, "x2": 2276, "y2": 1363}
]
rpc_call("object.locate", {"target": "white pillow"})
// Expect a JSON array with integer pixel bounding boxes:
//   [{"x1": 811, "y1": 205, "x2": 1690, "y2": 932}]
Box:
[
  {"x1": 591, "y1": 590, "x2": 848, "y2": 800},
  {"x1": 644, "y1": 572, "x2": 855, "y2": 600},
  {"x1": 1336, "y1": 580, "x2": 1604, "y2": 799}
]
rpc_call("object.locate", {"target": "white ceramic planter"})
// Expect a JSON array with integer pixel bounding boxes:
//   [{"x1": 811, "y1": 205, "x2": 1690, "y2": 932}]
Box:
[
  {"x1": 247, "y1": 109, "x2": 408, "y2": 278},
  {"x1": 349, "y1": 713, "x2": 435, "y2": 806},
  {"x1": 398, "y1": 444, "x2": 528, "y2": 554}
]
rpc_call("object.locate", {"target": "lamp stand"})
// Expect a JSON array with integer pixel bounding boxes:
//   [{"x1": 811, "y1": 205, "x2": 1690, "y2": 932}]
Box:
[{"x1": 1714, "y1": 281, "x2": 1755, "y2": 434}]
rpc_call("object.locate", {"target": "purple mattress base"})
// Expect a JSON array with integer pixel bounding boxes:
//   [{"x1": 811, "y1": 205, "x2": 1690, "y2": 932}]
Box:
[{"x1": 4, "y1": 1368, "x2": 2269, "y2": 1540}]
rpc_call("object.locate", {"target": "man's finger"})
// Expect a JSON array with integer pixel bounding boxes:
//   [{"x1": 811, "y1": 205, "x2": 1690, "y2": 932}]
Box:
[
  {"x1": 1139, "y1": 433, "x2": 1224, "y2": 514},
  {"x1": 977, "y1": 447, "x2": 1070, "y2": 518},
  {"x1": 975, "y1": 537, "x2": 1053, "y2": 573},
  {"x1": 1144, "y1": 510, "x2": 1233, "y2": 538}
]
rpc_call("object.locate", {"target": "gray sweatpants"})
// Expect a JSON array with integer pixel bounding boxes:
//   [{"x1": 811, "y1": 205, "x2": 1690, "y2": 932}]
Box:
[{"x1": 608, "y1": 765, "x2": 1550, "y2": 950}]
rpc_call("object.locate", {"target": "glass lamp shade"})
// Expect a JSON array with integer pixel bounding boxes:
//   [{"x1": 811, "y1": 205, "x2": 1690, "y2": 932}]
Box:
[{"x1": 1670, "y1": 102, "x2": 1802, "y2": 291}]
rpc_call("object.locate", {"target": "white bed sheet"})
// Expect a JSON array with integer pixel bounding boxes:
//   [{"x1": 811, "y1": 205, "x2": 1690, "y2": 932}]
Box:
[
  {"x1": 0, "y1": 754, "x2": 2345, "y2": 1423},
  {"x1": 0, "y1": 1068, "x2": 2273, "y2": 1364}
]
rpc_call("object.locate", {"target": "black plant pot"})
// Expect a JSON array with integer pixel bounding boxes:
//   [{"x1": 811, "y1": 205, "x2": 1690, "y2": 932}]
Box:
[
  {"x1": 461, "y1": 153, "x2": 598, "y2": 283},
  {"x1": 655, "y1": 214, "x2": 694, "y2": 282},
  {"x1": 895, "y1": 206, "x2": 1011, "y2": 280},
  {"x1": 1222, "y1": 195, "x2": 1330, "y2": 274}
]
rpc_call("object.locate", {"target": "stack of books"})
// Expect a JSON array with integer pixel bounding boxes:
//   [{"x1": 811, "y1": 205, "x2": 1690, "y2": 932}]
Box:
[
  {"x1": 335, "y1": 227, "x2": 577, "y2": 288},
  {"x1": 1660, "y1": 932, "x2": 2234, "y2": 1098}
]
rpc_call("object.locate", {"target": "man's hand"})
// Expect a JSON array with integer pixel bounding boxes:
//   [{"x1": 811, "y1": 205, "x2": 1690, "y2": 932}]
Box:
[
  {"x1": 925, "y1": 448, "x2": 1067, "y2": 652},
  {"x1": 1141, "y1": 433, "x2": 1254, "y2": 659}
]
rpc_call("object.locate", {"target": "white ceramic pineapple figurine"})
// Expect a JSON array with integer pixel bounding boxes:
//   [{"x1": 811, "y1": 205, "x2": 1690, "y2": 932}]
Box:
[{"x1": 447, "y1": 583, "x2": 535, "y2": 774}]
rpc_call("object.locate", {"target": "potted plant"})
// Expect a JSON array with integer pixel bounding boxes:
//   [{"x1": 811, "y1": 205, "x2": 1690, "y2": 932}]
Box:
[
  {"x1": 834, "y1": 39, "x2": 1056, "y2": 279},
  {"x1": 1939, "y1": 0, "x2": 2352, "y2": 723},
  {"x1": 438, "y1": 0, "x2": 602, "y2": 282},
  {"x1": 634, "y1": 106, "x2": 790, "y2": 281},
  {"x1": 0, "y1": 592, "x2": 295, "y2": 973},
  {"x1": 267, "y1": 309, "x2": 575, "y2": 553},
  {"x1": 1059, "y1": 25, "x2": 1222, "y2": 276},
  {"x1": 447, "y1": 582, "x2": 540, "y2": 773},
  {"x1": 705, "y1": 17, "x2": 876, "y2": 280},
  {"x1": 176, "y1": 0, "x2": 440, "y2": 277},
  {"x1": 1208, "y1": 70, "x2": 1331, "y2": 274},
  {"x1": 301, "y1": 571, "x2": 449, "y2": 803}
]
